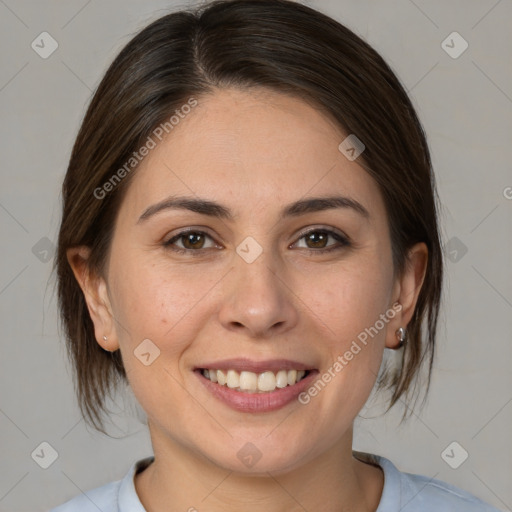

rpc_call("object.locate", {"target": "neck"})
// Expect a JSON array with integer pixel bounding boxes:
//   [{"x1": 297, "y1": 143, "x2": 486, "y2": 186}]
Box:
[{"x1": 135, "y1": 422, "x2": 383, "y2": 512}]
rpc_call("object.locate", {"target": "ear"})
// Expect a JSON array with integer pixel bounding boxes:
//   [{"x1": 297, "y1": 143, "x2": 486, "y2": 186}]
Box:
[
  {"x1": 386, "y1": 242, "x2": 428, "y2": 349},
  {"x1": 66, "y1": 246, "x2": 119, "y2": 352}
]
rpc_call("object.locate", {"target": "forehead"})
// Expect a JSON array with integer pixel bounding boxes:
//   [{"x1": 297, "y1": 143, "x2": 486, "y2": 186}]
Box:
[{"x1": 117, "y1": 87, "x2": 385, "y2": 224}]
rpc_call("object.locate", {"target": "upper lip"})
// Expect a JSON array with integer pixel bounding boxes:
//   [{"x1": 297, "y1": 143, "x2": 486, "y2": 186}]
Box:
[{"x1": 195, "y1": 358, "x2": 315, "y2": 373}]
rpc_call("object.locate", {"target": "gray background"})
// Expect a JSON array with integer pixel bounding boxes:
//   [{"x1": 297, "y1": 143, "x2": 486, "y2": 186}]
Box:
[{"x1": 0, "y1": 0, "x2": 511, "y2": 510}]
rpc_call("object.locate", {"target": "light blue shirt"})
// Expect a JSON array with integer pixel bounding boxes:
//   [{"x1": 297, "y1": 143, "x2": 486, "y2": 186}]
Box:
[{"x1": 50, "y1": 452, "x2": 501, "y2": 511}]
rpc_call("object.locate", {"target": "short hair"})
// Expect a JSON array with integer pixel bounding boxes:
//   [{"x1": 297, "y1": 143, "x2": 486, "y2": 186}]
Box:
[{"x1": 54, "y1": 0, "x2": 443, "y2": 432}]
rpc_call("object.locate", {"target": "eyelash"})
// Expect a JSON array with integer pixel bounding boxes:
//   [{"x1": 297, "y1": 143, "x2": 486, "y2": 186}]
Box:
[{"x1": 163, "y1": 227, "x2": 350, "y2": 256}]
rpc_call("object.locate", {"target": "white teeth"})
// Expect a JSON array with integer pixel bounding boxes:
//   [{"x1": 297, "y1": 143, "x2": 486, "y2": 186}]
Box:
[
  {"x1": 287, "y1": 369, "x2": 297, "y2": 385},
  {"x1": 217, "y1": 369, "x2": 226, "y2": 385},
  {"x1": 276, "y1": 370, "x2": 288, "y2": 388},
  {"x1": 226, "y1": 370, "x2": 240, "y2": 389},
  {"x1": 258, "y1": 371, "x2": 276, "y2": 391},
  {"x1": 201, "y1": 368, "x2": 309, "y2": 392},
  {"x1": 239, "y1": 371, "x2": 258, "y2": 391}
]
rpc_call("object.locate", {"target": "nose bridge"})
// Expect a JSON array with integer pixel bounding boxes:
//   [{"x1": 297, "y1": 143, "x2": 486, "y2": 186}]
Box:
[
  {"x1": 233, "y1": 242, "x2": 284, "y2": 308},
  {"x1": 218, "y1": 240, "x2": 298, "y2": 337},
  {"x1": 236, "y1": 247, "x2": 280, "y2": 294}
]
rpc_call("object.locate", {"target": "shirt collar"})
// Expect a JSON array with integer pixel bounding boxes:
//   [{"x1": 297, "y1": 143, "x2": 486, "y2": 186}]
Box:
[
  {"x1": 118, "y1": 456, "x2": 154, "y2": 511},
  {"x1": 118, "y1": 452, "x2": 398, "y2": 511}
]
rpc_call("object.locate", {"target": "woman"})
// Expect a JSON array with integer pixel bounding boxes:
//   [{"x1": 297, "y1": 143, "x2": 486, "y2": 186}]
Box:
[{"x1": 51, "y1": 0, "x2": 500, "y2": 510}]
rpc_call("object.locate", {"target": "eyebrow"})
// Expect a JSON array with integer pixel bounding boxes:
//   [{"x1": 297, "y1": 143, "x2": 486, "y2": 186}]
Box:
[{"x1": 137, "y1": 194, "x2": 370, "y2": 223}]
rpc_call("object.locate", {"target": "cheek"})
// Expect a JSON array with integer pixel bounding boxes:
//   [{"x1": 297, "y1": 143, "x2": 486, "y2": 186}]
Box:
[
  {"x1": 108, "y1": 259, "x2": 208, "y2": 416},
  {"x1": 108, "y1": 254, "x2": 228, "y2": 387},
  {"x1": 308, "y1": 261, "x2": 392, "y2": 341},
  {"x1": 110, "y1": 257, "x2": 209, "y2": 337},
  {"x1": 302, "y1": 260, "x2": 392, "y2": 400}
]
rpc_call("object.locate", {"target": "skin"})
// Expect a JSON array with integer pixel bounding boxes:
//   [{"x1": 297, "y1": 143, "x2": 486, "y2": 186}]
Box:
[{"x1": 69, "y1": 87, "x2": 427, "y2": 512}]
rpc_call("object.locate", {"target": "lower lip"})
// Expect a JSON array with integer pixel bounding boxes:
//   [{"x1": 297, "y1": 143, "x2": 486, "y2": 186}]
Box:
[{"x1": 195, "y1": 370, "x2": 319, "y2": 413}]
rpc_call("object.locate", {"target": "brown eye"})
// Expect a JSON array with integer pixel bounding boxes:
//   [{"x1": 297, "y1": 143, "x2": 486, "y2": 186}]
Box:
[
  {"x1": 304, "y1": 231, "x2": 329, "y2": 249},
  {"x1": 164, "y1": 230, "x2": 219, "y2": 253},
  {"x1": 180, "y1": 232, "x2": 206, "y2": 249},
  {"x1": 294, "y1": 228, "x2": 350, "y2": 253}
]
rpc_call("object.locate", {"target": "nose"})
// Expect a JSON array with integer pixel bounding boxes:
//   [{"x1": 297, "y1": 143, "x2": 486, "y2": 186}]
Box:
[{"x1": 217, "y1": 250, "x2": 299, "y2": 339}]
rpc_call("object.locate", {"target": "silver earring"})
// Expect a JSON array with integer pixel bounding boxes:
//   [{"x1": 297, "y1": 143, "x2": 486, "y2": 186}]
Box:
[
  {"x1": 395, "y1": 327, "x2": 407, "y2": 348},
  {"x1": 103, "y1": 335, "x2": 108, "y2": 341}
]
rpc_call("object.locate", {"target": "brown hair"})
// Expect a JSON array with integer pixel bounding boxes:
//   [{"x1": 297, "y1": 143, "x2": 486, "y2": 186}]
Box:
[{"x1": 55, "y1": 0, "x2": 443, "y2": 432}]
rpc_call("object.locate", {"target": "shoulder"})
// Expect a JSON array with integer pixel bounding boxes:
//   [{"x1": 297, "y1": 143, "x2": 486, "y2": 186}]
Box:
[
  {"x1": 49, "y1": 479, "x2": 120, "y2": 511},
  {"x1": 396, "y1": 468, "x2": 501, "y2": 511},
  {"x1": 49, "y1": 457, "x2": 154, "y2": 512},
  {"x1": 355, "y1": 451, "x2": 502, "y2": 512}
]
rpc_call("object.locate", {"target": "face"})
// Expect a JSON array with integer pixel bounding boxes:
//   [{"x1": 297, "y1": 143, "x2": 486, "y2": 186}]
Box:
[{"x1": 80, "y1": 87, "x2": 418, "y2": 474}]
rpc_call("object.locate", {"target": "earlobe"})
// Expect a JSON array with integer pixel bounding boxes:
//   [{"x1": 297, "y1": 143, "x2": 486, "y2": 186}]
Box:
[
  {"x1": 386, "y1": 242, "x2": 428, "y2": 349},
  {"x1": 66, "y1": 246, "x2": 120, "y2": 352}
]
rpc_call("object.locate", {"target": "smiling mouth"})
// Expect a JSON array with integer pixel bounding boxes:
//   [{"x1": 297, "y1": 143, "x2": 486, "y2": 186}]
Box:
[{"x1": 198, "y1": 368, "x2": 312, "y2": 393}]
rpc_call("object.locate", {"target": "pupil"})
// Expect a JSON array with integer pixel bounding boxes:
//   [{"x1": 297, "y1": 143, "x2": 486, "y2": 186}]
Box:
[
  {"x1": 308, "y1": 232, "x2": 327, "y2": 248},
  {"x1": 185, "y1": 233, "x2": 203, "y2": 249}
]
